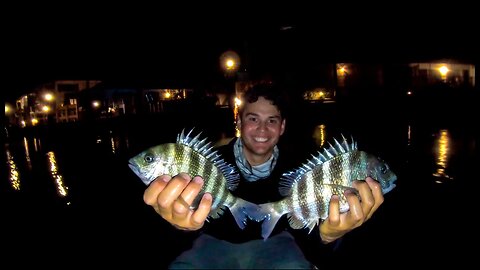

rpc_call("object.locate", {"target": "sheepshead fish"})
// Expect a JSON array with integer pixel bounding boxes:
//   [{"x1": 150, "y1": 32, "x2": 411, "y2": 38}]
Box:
[
  {"x1": 128, "y1": 129, "x2": 255, "y2": 230},
  {"x1": 247, "y1": 136, "x2": 397, "y2": 240}
]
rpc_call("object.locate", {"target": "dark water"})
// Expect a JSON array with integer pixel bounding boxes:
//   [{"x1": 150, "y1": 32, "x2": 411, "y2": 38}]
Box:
[{"x1": 2, "y1": 98, "x2": 477, "y2": 267}]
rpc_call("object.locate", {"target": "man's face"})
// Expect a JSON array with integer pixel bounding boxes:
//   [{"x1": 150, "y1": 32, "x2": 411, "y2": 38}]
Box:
[{"x1": 237, "y1": 96, "x2": 285, "y2": 164}]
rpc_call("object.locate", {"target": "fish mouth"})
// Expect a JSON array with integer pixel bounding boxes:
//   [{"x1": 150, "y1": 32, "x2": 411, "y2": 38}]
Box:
[
  {"x1": 128, "y1": 162, "x2": 151, "y2": 185},
  {"x1": 128, "y1": 163, "x2": 139, "y2": 175},
  {"x1": 382, "y1": 183, "x2": 396, "y2": 193}
]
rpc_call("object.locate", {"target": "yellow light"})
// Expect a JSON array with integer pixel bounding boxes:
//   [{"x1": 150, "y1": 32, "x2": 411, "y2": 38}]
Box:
[
  {"x1": 220, "y1": 50, "x2": 240, "y2": 74},
  {"x1": 439, "y1": 65, "x2": 449, "y2": 76},
  {"x1": 44, "y1": 93, "x2": 54, "y2": 101},
  {"x1": 226, "y1": 59, "x2": 235, "y2": 69},
  {"x1": 234, "y1": 97, "x2": 242, "y2": 106},
  {"x1": 5, "y1": 104, "x2": 10, "y2": 113},
  {"x1": 42, "y1": 105, "x2": 50, "y2": 112}
]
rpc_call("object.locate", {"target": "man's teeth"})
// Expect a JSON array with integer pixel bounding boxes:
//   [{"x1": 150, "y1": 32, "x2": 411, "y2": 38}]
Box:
[{"x1": 254, "y1": 137, "x2": 268, "y2": 142}]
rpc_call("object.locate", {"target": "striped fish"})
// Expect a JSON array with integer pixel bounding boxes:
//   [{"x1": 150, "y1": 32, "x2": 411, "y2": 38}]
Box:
[
  {"x1": 246, "y1": 135, "x2": 397, "y2": 240},
  {"x1": 128, "y1": 129, "x2": 256, "y2": 230}
]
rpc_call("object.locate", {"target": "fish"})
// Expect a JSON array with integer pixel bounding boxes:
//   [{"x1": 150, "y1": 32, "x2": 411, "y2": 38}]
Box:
[
  {"x1": 246, "y1": 135, "x2": 397, "y2": 240},
  {"x1": 128, "y1": 128, "x2": 256, "y2": 230}
]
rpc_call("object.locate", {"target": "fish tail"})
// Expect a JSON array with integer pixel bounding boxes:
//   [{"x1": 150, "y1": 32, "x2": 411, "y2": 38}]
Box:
[
  {"x1": 241, "y1": 201, "x2": 268, "y2": 222},
  {"x1": 229, "y1": 199, "x2": 258, "y2": 230},
  {"x1": 242, "y1": 200, "x2": 285, "y2": 240},
  {"x1": 258, "y1": 203, "x2": 284, "y2": 240}
]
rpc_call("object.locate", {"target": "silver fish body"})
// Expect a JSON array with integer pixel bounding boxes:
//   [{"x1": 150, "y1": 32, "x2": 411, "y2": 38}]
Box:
[
  {"x1": 128, "y1": 129, "x2": 254, "y2": 230},
  {"x1": 246, "y1": 136, "x2": 397, "y2": 240}
]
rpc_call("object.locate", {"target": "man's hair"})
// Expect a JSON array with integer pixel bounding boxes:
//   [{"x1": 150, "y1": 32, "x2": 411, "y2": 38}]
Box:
[{"x1": 239, "y1": 82, "x2": 290, "y2": 119}]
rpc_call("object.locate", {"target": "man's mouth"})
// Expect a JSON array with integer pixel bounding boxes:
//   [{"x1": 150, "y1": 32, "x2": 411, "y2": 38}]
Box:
[{"x1": 254, "y1": 137, "x2": 268, "y2": 142}]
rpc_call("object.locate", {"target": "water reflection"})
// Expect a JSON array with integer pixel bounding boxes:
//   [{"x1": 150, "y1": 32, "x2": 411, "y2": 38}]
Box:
[
  {"x1": 23, "y1": 137, "x2": 32, "y2": 170},
  {"x1": 46, "y1": 151, "x2": 69, "y2": 200},
  {"x1": 110, "y1": 130, "x2": 117, "y2": 154},
  {"x1": 33, "y1": 137, "x2": 41, "y2": 152},
  {"x1": 5, "y1": 145, "x2": 21, "y2": 190},
  {"x1": 407, "y1": 125, "x2": 411, "y2": 146},
  {"x1": 312, "y1": 124, "x2": 327, "y2": 147},
  {"x1": 433, "y1": 129, "x2": 452, "y2": 181}
]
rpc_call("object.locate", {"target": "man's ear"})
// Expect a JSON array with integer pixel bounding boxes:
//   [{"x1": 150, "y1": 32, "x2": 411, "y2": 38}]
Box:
[{"x1": 280, "y1": 119, "x2": 286, "y2": 135}]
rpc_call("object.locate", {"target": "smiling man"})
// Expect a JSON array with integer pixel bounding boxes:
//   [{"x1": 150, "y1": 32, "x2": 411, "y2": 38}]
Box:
[{"x1": 144, "y1": 82, "x2": 385, "y2": 269}]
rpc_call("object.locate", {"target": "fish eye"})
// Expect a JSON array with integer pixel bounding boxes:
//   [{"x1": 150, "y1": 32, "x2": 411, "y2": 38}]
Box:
[
  {"x1": 144, "y1": 154, "x2": 155, "y2": 163},
  {"x1": 380, "y1": 165, "x2": 387, "y2": 174}
]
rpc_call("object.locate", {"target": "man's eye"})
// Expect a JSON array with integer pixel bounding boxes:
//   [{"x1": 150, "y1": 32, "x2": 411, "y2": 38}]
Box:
[{"x1": 268, "y1": 119, "x2": 278, "y2": 124}]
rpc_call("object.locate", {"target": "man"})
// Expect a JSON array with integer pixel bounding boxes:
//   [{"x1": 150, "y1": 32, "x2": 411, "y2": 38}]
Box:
[{"x1": 143, "y1": 83, "x2": 385, "y2": 268}]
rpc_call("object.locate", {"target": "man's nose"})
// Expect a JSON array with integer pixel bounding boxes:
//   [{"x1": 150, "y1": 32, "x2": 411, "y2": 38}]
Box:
[{"x1": 257, "y1": 121, "x2": 267, "y2": 131}]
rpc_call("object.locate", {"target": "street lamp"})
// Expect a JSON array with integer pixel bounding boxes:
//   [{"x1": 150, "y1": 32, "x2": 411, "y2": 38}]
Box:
[
  {"x1": 220, "y1": 50, "x2": 241, "y2": 136},
  {"x1": 220, "y1": 50, "x2": 240, "y2": 77}
]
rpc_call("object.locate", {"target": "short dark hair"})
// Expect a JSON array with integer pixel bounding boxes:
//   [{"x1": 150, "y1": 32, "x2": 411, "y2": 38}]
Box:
[{"x1": 239, "y1": 82, "x2": 290, "y2": 119}]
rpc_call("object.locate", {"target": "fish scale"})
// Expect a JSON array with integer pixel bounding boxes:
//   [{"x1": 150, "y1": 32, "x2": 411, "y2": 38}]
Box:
[
  {"x1": 245, "y1": 135, "x2": 397, "y2": 240},
  {"x1": 128, "y1": 128, "x2": 258, "y2": 230}
]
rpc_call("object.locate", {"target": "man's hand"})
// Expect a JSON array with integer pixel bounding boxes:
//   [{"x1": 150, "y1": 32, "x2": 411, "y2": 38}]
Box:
[
  {"x1": 143, "y1": 173, "x2": 213, "y2": 231},
  {"x1": 319, "y1": 177, "x2": 384, "y2": 243}
]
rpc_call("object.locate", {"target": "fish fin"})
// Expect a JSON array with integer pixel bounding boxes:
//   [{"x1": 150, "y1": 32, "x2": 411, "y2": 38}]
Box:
[
  {"x1": 209, "y1": 206, "x2": 226, "y2": 219},
  {"x1": 278, "y1": 171, "x2": 297, "y2": 196},
  {"x1": 307, "y1": 220, "x2": 319, "y2": 233},
  {"x1": 287, "y1": 214, "x2": 306, "y2": 229},
  {"x1": 217, "y1": 161, "x2": 240, "y2": 190},
  {"x1": 229, "y1": 199, "x2": 263, "y2": 230},
  {"x1": 177, "y1": 128, "x2": 241, "y2": 190},
  {"x1": 242, "y1": 201, "x2": 267, "y2": 222},
  {"x1": 261, "y1": 208, "x2": 284, "y2": 240},
  {"x1": 287, "y1": 215, "x2": 319, "y2": 233},
  {"x1": 240, "y1": 200, "x2": 284, "y2": 240}
]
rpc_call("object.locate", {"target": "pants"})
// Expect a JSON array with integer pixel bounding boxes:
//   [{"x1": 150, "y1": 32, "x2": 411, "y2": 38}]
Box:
[{"x1": 169, "y1": 231, "x2": 314, "y2": 269}]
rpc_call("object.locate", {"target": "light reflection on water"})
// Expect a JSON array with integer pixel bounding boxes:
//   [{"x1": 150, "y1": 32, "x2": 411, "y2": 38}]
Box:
[
  {"x1": 23, "y1": 137, "x2": 32, "y2": 170},
  {"x1": 5, "y1": 145, "x2": 20, "y2": 190},
  {"x1": 46, "y1": 151, "x2": 69, "y2": 200},
  {"x1": 432, "y1": 129, "x2": 452, "y2": 181},
  {"x1": 4, "y1": 116, "x2": 470, "y2": 201},
  {"x1": 312, "y1": 124, "x2": 327, "y2": 147}
]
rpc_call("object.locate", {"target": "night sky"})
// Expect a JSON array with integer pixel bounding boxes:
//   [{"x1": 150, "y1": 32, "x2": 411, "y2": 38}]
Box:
[{"x1": 4, "y1": 6, "x2": 476, "y2": 103}]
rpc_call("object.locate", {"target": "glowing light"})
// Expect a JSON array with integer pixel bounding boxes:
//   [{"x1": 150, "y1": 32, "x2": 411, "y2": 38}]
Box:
[
  {"x1": 44, "y1": 93, "x2": 54, "y2": 101},
  {"x1": 438, "y1": 65, "x2": 449, "y2": 76},
  {"x1": 220, "y1": 50, "x2": 240, "y2": 74},
  {"x1": 233, "y1": 96, "x2": 241, "y2": 137},
  {"x1": 226, "y1": 59, "x2": 235, "y2": 69},
  {"x1": 336, "y1": 63, "x2": 348, "y2": 76}
]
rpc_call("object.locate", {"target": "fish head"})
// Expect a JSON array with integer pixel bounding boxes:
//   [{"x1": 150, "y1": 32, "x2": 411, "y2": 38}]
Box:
[
  {"x1": 369, "y1": 156, "x2": 397, "y2": 194},
  {"x1": 128, "y1": 144, "x2": 177, "y2": 185}
]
